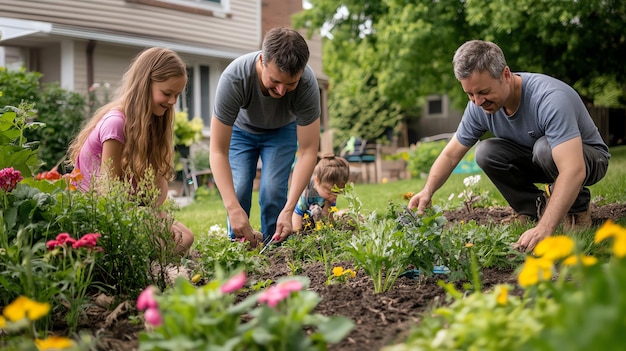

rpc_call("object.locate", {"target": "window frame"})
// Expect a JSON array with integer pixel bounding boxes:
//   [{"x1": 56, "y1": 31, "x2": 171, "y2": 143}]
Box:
[{"x1": 126, "y1": 0, "x2": 231, "y2": 17}]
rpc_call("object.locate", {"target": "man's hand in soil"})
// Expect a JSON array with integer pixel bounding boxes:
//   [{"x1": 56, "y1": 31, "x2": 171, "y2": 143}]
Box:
[{"x1": 514, "y1": 226, "x2": 551, "y2": 253}]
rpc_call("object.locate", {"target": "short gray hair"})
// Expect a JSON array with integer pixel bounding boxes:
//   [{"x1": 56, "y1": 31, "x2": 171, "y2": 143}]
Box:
[{"x1": 452, "y1": 40, "x2": 507, "y2": 80}]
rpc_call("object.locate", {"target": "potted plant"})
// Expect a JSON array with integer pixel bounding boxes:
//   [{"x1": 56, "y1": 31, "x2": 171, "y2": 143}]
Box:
[{"x1": 173, "y1": 111, "x2": 204, "y2": 158}]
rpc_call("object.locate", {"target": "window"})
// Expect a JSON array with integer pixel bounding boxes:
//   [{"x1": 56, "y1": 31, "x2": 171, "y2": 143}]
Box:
[
  {"x1": 0, "y1": 46, "x2": 29, "y2": 71},
  {"x1": 179, "y1": 64, "x2": 211, "y2": 129},
  {"x1": 425, "y1": 95, "x2": 448, "y2": 118},
  {"x1": 159, "y1": 0, "x2": 228, "y2": 10},
  {"x1": 428, "y1": 99, "x2": 442, "y2": 115},
  {"x1": 126, "y1": 0, "x2": 230, "y2": 16}
]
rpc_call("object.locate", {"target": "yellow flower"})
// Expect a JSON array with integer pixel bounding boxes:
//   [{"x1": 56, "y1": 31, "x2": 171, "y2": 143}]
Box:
[
  {"x1": 303, "y1": 213, "x2": 309, "y2": 220},
  {"x1": 315, "y1": 221, "x2": 324, "y2": 231},
  {"x1": 496, "y1": 285, "x2": 508, "y2": 306},
  {"x1": 332, "y1": 266, "x2": 344, "y2": 277},
  {"x1": 0, "y1": 315, "x2": 6, "y2": 328},
  {"x1": 382, "y1": 177, "x2": 388, "y2": 184},
  {"x1": 3, "y1": 296, "x2": 50, "y2": 322},
  {"x1": 465, "y1": 243, "x2": 474, "y2": 248},
  {"x1": 329, "y1": 206, "x2": 338, "y2": 213},
  {"x1": 347, "y1": 269, "x2": 356, "y2": 278},
  {"x1": 594, "y1": 220, "x2": 626, "y2": 258},
  {"x1": 518, "y1": 256, "x2": 553, "y2": 288},
  {"x1": 191, "y1": 274, "x2": 201, "y2": 283},
  {"x1": 35, "y1": 336, "x2": 75, "y2": 350},
  {"x1": 563, "y1": 254, "x2": 598, "y2": 267},
  {"x1": 533, "y1": 235, "x2": 574, "y2": 261}
]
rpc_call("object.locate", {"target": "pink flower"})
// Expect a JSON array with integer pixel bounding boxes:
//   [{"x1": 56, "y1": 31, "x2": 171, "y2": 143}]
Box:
[
  {"x1": 277, "y1": 280, "x2": 303, "y2": 293},
  {"x1": 220, "y1": 271, "x2": 247, "y2": 294},
  {"x1": 137, "y1": 286, "x2": 158, "y2": 311},
  {"x1": 46, "y1": 240, "x2": 61, "y2": 250},
  {"x1": 51, "y1": 233, "x2": 77, "y2": 247},
  {"x1": 0, "y1": 167, "x2": 23, "y2": 192},
  {"x1": 258, "y1": 280, "x2": 304, "y2": 307},
  {"x1": 55, "y1": 233, "x2": 75, "y2": 244},
  {"x1": 144, "y1": 307, "x2": 163, "y2": 326},
  {"x1": 72, "y1": 233, "x2": 101, "y2": 249}
]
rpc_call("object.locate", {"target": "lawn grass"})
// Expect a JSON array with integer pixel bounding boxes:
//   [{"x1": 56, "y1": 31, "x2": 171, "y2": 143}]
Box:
[{"x1": 177, "y1": 145, "x2": 626, "y2": 236}]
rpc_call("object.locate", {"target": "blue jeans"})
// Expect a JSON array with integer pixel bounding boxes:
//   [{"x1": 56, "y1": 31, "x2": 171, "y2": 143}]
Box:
[{"x1": 227, "y1": 122, "x2": 297, "y2": 240}]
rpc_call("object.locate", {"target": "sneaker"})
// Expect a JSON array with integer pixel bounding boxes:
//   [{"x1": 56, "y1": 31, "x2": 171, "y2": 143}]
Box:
[
  {"x1": 536, "y1": 183, "x2": 552, "y2": 219},
  {"x1": 516, "y1": 214, "x2": 536, "y2": 225},
  {"x1": 563, "y1": 206, "x2": 592, "y2": 232}
]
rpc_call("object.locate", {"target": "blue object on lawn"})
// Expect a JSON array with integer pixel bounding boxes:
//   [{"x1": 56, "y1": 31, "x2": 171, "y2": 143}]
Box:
[{"x1": 400, "y1": 265, "x2": 451, "y2": 279}]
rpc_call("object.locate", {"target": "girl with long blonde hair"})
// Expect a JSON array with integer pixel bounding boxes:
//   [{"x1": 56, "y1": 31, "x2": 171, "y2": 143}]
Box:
[{"x1": 68, "y1": 47, "x2": 193, "y2": 254}]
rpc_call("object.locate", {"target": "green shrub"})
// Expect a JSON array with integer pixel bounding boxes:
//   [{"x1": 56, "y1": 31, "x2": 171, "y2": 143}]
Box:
[
  {"x1": 29, "y1": 83, "x2": 86, "y2": 169},
  {"x1": 1, "y1": 67, "x2": 90, "y2": 171},
  {"x1": 0, "y1": 67, "x2": 41, "y2": 108},
  {"x1": 406, "y1": 140, "x2": 446, "y2": 177}
]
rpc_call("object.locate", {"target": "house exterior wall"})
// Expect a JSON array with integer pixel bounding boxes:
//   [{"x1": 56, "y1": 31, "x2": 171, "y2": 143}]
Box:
[
  {"x1": 0, "y1": 0, "x2": 262, "y2": 127},
  {"x1": 0, "y1": 0, "x2": 259, "y2": 52},
  {"x1": 417, "y1": 94, "x2": 463, "y2": 141},
  {"x1": 1, "y1": 0, "x2": 332, "y2": 149}
]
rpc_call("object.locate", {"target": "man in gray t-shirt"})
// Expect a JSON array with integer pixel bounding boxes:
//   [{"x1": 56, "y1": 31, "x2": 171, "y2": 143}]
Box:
[
  {"x1": 210, "y1": 28, "x2": 321, "y2": 246},
  {"x1": 408, "y1": 40, "x2": 610, "y2": 253}
]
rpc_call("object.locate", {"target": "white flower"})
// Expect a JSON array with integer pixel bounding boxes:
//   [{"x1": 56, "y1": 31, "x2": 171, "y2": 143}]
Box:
[{"x1": 463, "y1": 175, "x2": 481, "y2": 187}]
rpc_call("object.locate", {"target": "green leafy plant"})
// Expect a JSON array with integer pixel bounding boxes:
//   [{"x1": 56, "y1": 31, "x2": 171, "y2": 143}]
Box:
[
  {"x1": 173, "y1": 111, "x2": 203, "y2": 147},
  {"x1": 0, "y1": 68, "x2": 41, "y2": 109},
  {"x1": 346, "y1": 213, "x2": 411, "y2": 293},
  {"x1": 384, "y1": 221, "x2": 626, "y2": 351},
  {"x1": 28, "y1": 83, "x2": 87, "y2": 169},
  {"x1": 192, "y1": 224, "x2": 265, "y2": 281},
  {"x1": 45, "y1": 232, "x2": 103, "y2": 333},
  {"x1": 138, "y1": 272, "x2": 354, "y2": 350},
  {"x1": 389, "y1": 203, "x2": 448, "y2": 277},
  {"x1": 0, "y1": 102, "x2": 45, "y2": 176},
  {"x1": 405, "y1": 140, "x2": 446, "y2": 178}
]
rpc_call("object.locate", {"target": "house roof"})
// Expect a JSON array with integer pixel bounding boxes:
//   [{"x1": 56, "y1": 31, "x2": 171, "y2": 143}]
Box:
[{"x1": 0, "y1": 17, "x2": 245, "y2": 60}]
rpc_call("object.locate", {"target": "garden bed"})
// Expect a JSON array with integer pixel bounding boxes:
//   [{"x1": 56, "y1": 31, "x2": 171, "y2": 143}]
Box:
[{"x1": 71, "y1": 202, "x2": 626, "y2": 351}]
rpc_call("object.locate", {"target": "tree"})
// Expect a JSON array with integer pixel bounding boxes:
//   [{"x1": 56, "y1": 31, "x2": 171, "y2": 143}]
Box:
[{"x1": 294, "y1": 0, "x2": 626, "y2": 145}]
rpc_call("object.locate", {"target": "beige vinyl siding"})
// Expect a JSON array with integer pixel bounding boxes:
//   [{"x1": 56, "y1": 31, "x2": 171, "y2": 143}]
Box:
[
  {"x1": 72, "y1": 42, "x2": 89, "y2": 94},
  {"x1": 91, "y1": 44, "x2": 140, "y2": 95},
  {"x1": 0, "y1": 0, "x2": 259, "y2": 52}
]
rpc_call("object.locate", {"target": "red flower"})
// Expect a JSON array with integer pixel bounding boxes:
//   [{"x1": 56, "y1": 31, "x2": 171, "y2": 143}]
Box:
[
  {"x1": 72, "y1": 233, "x2": 101, "y2": 249},
  {"x1": 0, "y1": 167, "x2": 23, "y2": 192},
  {"x1": 35, "y1": 169, "x2": 61, "y2": 181},
  {"x1": 46, "y1": 240, "x2": 61, "y2": 250},
  {"x1": 55, "y1": 232, "x2": 77, "y2": 246}
]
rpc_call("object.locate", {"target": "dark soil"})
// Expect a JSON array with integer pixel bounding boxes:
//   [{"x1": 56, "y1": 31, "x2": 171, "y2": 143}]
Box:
[{"x1": 78, "y1": 203, "x2": 626, "y2": 351}]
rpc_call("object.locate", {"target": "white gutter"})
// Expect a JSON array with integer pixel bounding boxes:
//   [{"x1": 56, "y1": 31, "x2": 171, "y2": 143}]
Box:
[{"x1": 0, "y1": 17, "x2": 245, "y2": 60}]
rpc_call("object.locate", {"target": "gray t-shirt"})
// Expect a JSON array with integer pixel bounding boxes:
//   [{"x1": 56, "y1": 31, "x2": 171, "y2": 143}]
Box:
[
  {"x1": 213, "y1": 51, "x2": 321, "y2": 133},
  {"x1": 456, "y1": 72, "x2": 610, "y2": 158}
]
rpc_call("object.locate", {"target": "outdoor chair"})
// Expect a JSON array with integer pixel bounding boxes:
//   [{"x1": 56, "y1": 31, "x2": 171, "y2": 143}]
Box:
[{"x1": 180, "y1": 157, "x2": 213, "y2": 198}]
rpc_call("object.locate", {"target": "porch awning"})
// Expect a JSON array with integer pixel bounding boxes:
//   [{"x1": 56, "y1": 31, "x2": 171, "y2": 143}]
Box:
[{"x1": 0, "y1": 18, "x2": 52, "y2": 41}]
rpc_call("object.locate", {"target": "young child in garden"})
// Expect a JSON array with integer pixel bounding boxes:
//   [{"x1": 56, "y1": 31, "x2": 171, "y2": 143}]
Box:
[
  {"x1": 292, "y1": 153, "x2": 351, "y2": 232},
  {"x1": 67, "y1": 47, "x2": 194, "y2": 255}
]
